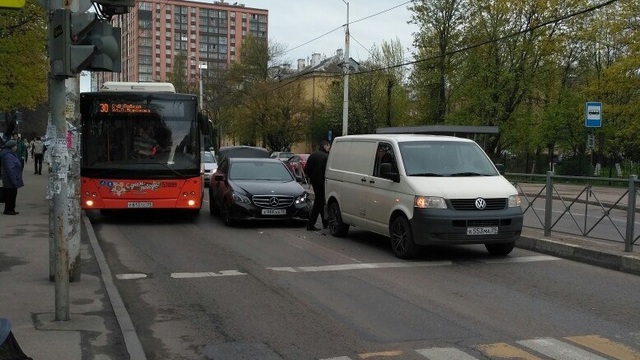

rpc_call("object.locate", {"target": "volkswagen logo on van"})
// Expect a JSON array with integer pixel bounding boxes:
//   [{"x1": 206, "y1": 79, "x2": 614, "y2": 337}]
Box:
[{"x1": 475, "y1": 198, "x2": 487, "y2": 210}]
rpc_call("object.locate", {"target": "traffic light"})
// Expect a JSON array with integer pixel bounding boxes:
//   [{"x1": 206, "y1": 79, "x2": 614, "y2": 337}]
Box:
[{"x1": 49, "y1": 9, "x2": 122, "y2": 77}]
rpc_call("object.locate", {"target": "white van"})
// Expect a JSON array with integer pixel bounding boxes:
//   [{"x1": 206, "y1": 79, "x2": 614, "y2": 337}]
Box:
[{"x1": 324, "y1": 134, "x2": 523, "y2": 259}]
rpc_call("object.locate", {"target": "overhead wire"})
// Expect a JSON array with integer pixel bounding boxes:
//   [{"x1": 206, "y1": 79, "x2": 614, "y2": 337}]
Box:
[
  {"x1": 251, "y1": 0, "x2": 620, "y2": 97},
  {"x1": 354, "y1": 0, "x2": 619, "y2": 76},
  {"x1": 281, "y1": 0, "x2": 414, "y2": 58}
]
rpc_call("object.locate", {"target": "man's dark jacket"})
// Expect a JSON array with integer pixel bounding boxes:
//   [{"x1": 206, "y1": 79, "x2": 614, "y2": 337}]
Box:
[{"x1": 304, "y1": 146, "x2": 329, "y2": 187}]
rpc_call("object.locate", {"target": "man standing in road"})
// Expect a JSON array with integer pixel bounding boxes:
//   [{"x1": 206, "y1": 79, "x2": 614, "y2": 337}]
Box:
[
  {"x1": 31, "y1": 136, "x2": 45, "y2": 174},
  {"x1": 304, "y1": 140, "x2": 331, "y2": 231}
]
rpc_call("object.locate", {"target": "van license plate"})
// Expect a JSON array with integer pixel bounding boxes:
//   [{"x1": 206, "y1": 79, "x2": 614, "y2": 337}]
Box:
[
  {"x1": 262, "y1": 209, "x2": 286, "y2": 215},
  {"x1": 467, "y1": 226, "x2": 498, "y2": 235},
  {"x1": 127, "y1": 202, "x2": 153, "y2": 208}
]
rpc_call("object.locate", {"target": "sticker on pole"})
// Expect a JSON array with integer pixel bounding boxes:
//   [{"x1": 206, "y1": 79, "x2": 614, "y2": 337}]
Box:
[{"x1": 585, "y1": 102, "x2": 602, "y2": 127}]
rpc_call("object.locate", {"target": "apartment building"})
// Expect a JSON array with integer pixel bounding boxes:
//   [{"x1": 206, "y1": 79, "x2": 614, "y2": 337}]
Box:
[{"x1": 92, "y1": 0, "x2": 268, "y2": 89}]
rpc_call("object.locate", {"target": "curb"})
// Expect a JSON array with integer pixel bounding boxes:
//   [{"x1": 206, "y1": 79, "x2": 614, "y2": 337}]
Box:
[{"x1": 517, "y1": 235, "x2": 640, "y2": 276}]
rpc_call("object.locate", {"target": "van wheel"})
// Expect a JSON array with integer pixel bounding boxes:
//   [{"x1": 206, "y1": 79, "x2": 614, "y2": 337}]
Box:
[
  {"x1": 485, "y1": 242, "x2": 515, "y2": 256},
  {"x1": 390, "y1": 216, "x2": 418, "y2": 259},
  {"x1": 328, "y1": 202, "x2": 349, "y2": 237}
]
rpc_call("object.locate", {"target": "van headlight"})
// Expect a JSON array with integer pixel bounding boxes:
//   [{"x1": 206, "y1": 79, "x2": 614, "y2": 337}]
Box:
[
  {"x1": 508, "y1": 194, "x2": 521, "y2": 207},
  {"x1": 415, "y1": 196, "x2": 447, "y2": 209}
]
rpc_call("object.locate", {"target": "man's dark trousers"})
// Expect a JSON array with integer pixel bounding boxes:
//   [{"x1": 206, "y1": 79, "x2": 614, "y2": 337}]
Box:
[
  {"x1": 308, "y1": 182, "x2": 326, "y2": 229},
  {"x1": 3, "y1": 187, "x2": 17, "y2": 214},
  {"x1": 34, "y1": 154, "x2": 43, "y2": 174}
]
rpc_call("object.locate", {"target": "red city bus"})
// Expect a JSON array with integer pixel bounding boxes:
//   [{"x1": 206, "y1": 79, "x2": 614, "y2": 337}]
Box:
[{"x1": 80, "y1": 82, "x2": 213, "y2": 216}]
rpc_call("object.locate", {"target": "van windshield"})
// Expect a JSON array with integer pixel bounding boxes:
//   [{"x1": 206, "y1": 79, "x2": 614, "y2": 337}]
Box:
[{"x1": 398, "y1": 141, "x2": 499, "y2": 177}]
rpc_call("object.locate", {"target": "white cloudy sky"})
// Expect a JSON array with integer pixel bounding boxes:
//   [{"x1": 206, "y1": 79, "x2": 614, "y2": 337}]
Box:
[
  {"x1": 81, "y1": 1, "x2": 417, "y2": 90},
  {"x1": 241, "y1": 0, "x2": 418, "y2": 66}
]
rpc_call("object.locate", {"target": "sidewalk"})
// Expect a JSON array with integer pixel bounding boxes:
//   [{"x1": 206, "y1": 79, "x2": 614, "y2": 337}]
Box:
[
  {"x1": 1, "y1": 173, "x2": 639, "y2": 359},
  {"x1": 0, "y1": 169, "x2": 131, "y2": 359}
]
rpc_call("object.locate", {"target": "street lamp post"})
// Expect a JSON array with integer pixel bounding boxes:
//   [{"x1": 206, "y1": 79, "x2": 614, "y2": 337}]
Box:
[
  {"x1": 199, "y1": 62, "x2": 207, "y2": 111},
  {"x1": 342, "y1": 1, "x2": 350, "y2": 136}
]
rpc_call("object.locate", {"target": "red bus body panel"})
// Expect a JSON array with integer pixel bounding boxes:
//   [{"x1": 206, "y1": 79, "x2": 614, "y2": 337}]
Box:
[{"x1": 81, "y1": 176, "x2": 203, "y2": 210}]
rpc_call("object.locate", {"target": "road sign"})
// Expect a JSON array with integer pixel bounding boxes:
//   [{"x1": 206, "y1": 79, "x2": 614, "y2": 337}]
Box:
[
  {"x1": 585, "y1": 102, "x2": 602, "y2": 127},
  {"x1": 0, "y1": 0, "x2": 25, "y2": 9}
]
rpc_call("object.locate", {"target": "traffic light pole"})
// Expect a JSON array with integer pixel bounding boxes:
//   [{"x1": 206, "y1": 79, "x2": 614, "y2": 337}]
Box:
[
  {"x1": 45, "y1": 0, "x2": 131, "y2": 322},
  {"x1": 49, "y1": 75, "x2": 71, "y2": 321}
]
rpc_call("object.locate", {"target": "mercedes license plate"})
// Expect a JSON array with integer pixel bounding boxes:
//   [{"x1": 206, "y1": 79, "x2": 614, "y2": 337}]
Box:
[
  {"x1": 127, "y1": 202, "x2": 153, "y2": 209},
  {"x1": 262, "y1": 209, "x2": 286, "y2": 215},
  {"x1": 467, "y1": 226, "x2": 498, "y2": 235}
]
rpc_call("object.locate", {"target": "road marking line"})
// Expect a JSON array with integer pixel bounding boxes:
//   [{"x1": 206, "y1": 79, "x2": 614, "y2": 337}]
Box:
[
  {"x1": 416, "y1": 347, "x2": 479, "y2": 359},
  {"x1": 171, "y1": 270, "x2": 247, "y2": 278},
  {"x1": 476, "y1": 342, "x2": 543, "y2": 359},
  {"x1": 115, "y1": 273, "x2": 148, "y2": 280},
  {"x1": 358, "y1": 350, "x2": 403, "y2": 358},
  {"x1": 566, "y1": 335, "x2": 640, "y2": 360},
  {"x1": 268, "y1": 261, "x2": 452, "y2": 273},
  {"x1": 517, "y1": 337, "x2": 609, "y2": 360},
  {"x1": 481, "y1": 255, "x2": 561, "y2": 264}
]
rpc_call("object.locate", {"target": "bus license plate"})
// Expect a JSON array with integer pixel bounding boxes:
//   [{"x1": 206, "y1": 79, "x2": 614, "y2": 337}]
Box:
[
  {"x1": 262, "y1": 209, "x2": 286, "y2": 215},
  {"x1": 467, "y1": 226, "x2": 498, "y2": 235},
  {"x1": 128, "y1": 202, "x2": 153, "y2": 208}
]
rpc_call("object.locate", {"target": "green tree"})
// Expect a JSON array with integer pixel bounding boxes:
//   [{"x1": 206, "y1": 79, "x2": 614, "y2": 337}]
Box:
[
  {"x1": 166, "y1": 53, "x2": 197, "y2": 95},
  {"x1": 409, "y1": 0, "x2": 468, "y2": 124},
  {"x1": 226, "y1": 35, "x2": 308, "y2": 149},
  {"x1": 0, "y1": 0, "x2": 47, "y2": 112}
]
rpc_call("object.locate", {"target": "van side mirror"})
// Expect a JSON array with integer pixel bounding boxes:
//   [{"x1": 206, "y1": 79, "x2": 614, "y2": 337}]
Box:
[
  {"x1": 380, "y1": 163, "x2": 400, "y2": 182},
  {"x1": 495, "y1": 163, "x2": 505, "y2": 175}
]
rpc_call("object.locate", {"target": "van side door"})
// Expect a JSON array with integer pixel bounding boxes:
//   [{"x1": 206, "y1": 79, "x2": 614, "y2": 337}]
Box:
[{"x1": 366, "y1": 142, "x2": 402, "y2": 235}]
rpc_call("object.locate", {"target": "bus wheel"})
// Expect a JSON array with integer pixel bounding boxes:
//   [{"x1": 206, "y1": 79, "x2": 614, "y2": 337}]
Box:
[{"x1": 186, "y1": 209, "x2": 200, "y2": 221}]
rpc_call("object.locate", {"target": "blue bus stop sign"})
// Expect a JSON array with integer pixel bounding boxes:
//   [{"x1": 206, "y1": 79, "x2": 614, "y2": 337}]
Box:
[{"x1": 585, "y1": 102, "x2": 602, "y2": 127}]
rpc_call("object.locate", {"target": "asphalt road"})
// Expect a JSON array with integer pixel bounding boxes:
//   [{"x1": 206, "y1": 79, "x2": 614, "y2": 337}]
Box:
[{"x1": 86, "y1": 206, "x2": 640, "y2": 360}]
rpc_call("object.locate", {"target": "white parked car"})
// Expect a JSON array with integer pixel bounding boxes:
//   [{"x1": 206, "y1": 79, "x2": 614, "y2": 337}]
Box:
[{"x1": 202, "y1": 150, "x2": 218, "y2": 186}]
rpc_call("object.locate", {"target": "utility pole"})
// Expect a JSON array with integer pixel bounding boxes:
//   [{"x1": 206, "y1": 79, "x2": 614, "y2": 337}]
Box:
[
  {"x1": 45, "y1": 0, "x2": 131, "y2": 321},
  {"x1": 48, "y1": 4, "x2": 72, "y2": 322},
  {"x1": 341, "y1": 1, "x2": 350, "y2": 136}
]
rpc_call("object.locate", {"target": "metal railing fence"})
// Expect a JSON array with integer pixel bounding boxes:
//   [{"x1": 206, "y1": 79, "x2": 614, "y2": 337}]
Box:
[{"x1": 507, "y1": 171, "x2": 639, "y2": 252}]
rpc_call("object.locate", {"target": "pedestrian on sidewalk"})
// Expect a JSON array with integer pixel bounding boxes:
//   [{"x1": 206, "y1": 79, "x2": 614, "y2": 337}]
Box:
[
  {"x1": 31, "y1": 136, "x2": 45, "y2": 175},
  {"x1": 304, "y1": 140, "x2": 331, "y2": 231},
  {"x1": 22, "y1": 138, "x2": 29, "y2": 165},
  {"x1": 0, "y1": 139, "x2": 24, "y2": 215},
  {"x1": 13, "y1": 134, "x2": 27, "y2": 170}
]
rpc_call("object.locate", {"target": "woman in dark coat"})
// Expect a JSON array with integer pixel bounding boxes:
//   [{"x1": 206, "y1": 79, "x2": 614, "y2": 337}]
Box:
[{"x1": 1, "y1": 140, "x2": 24, "y2": 215}]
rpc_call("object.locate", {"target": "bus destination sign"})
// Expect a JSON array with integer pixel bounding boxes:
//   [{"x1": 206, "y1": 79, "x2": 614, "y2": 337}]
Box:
[{"x1": 99, "y1": 103, "x2": 152, "y2": 114}]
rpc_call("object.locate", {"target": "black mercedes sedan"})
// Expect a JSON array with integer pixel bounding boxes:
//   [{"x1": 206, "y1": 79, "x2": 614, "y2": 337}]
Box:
[{"x1": 208, "y1": 157, "x2": 311, "y2": 226}]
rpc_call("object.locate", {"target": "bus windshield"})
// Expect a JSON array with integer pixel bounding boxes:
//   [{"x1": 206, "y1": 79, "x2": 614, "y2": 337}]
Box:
[{"x1": 81, "y1": 93, "x2": 199, "y2": 175}]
